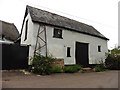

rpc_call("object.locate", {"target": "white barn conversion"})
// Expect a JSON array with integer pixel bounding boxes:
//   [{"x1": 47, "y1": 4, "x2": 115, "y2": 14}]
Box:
[{"x1": 21, "y1": 5, "x2": 109, "y2": 67}]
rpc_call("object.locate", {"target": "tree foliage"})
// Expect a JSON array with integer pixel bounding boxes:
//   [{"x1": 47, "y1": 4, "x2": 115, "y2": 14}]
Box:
[{"x1": 105, "y1": 47, "x2": 120, "y2": 70}]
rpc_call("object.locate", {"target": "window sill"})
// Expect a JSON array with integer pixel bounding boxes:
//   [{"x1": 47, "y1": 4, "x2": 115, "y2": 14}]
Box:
[
  {"x1": 53, "y1": 36, "x2": 63, "y2": 39},
  {"x1": 67, "y1": 56, "x2": 71, "y2": 57}
]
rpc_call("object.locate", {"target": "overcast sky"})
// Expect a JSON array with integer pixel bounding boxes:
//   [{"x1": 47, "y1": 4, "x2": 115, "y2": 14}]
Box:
[{"x1": 0, "y1": 0, "x2": 119, "y2": 49}]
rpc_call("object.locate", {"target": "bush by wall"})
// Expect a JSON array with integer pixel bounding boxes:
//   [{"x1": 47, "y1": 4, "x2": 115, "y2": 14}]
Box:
[
  {"x1": 31, "y1": 53, "x2": 55, "y2": 75},
  {"x1": 63, "y1": 64, "x2": 82, "y2": 73},
  {"x1": 105, "y1": 54, "x2": 120, "y2": 70},
  {"x1": 94, "y1": 64, "x2": 106, "y2": 72},
  {"x1": 50, "y1": 66, "x2": 63, "y2": 73},
  {"x1": 31, "y1": 53, "x2": 82, "y2": 74}
]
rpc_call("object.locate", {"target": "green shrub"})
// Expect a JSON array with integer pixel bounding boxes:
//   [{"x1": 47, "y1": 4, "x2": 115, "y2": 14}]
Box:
[
  {"x1": 51, "y1": 66, "x2": 63, "y2": 73},
  {"x1": 31, "y1": 53, "x2": 55, "y2": 75},
  {"x1": 63, "y1": 64, "x2": 81, "y2": 73},
  {"x1": 94, "y1": 64, "x2": 105, "y2": 72},
  {"x1": 105, "y1": 54, "x2": 120, "y2": 70}
]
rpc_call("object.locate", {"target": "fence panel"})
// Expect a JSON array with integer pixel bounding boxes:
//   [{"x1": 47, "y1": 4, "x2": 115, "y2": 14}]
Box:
[{"x1": 2, "y1": 44, "x2": 29, "y2": 70}]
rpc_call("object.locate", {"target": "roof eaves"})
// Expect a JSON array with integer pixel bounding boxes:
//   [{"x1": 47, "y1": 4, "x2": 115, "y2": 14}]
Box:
[{"x1": 32, "y1": 20, "x2": 109, "y2": 40}]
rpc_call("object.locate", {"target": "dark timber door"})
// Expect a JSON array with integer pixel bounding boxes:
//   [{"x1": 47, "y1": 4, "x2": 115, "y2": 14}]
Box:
[{"x1": 75, "y1": 42, "x2": 89, "y2": 67}]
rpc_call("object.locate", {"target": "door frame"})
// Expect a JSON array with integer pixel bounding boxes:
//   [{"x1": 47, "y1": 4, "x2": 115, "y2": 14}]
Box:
[{"x1": 75, "y1": 41, "x2": 89, "y2": 67}]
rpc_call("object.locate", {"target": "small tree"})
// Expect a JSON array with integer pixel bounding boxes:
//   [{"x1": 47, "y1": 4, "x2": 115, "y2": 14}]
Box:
[{"x1": 111, "y1": 48, "x2": 120, "y2": 54}]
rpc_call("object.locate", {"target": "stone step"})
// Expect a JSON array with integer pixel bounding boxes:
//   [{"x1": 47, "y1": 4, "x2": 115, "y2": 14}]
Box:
[{"x1": 81, "y1": 67, "x2": 94, "y2": 72}]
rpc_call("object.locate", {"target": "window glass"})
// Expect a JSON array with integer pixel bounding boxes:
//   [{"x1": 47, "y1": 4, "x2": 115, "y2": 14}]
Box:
[
  {"x1": 98, "y1": 46, "x2": 101, "y2": 52},
  {"x1": 53, "y1": 28, "x2": 63, "y2": 39},
  {"x1": 24, "y1": 20, "x2": 28, "y2": 41},
  {"x1": 67, "y1": 47, "x2": 71, "y2": 57}
]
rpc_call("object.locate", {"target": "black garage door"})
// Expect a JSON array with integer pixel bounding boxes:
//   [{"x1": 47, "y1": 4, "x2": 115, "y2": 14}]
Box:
[{"x1": 75, "y1": 42, "x2": 89, "y2": 67}]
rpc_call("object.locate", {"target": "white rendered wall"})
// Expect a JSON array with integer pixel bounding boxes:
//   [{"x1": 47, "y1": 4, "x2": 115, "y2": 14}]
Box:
[
  {"x1": 21, "y1": 13, "x2": 47, "y2": 64},
  {"x1": 21, "y1": 13, "x2": 35, "y2": 64},
  {"x1": 46, "y1": 26, "x2": 108, "y2": 65}
]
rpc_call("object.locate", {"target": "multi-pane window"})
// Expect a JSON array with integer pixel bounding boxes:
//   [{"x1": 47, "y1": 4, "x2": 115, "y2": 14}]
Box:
[{"x1": 53, "y1": 28, "x2": 63, "y2": 39}]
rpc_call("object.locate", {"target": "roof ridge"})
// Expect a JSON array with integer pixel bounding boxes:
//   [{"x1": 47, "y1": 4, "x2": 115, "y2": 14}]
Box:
[{"x1": 26, "y1": 5, "x2": 91, "y2": 26}]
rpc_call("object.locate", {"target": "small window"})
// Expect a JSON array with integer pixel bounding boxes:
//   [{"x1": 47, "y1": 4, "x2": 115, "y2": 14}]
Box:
[
  {"x1": 53, "y1": 28, "x2": 63, "y2": 39},
  {"x1": 67, "y1": 47, "x2": 71, "y2": 57},
  {"x1": 24, "y1": 20, "x2": 28, "y2": 41},
  {"x1": 98, "y1": 46, "x2": 101, "y2": 52},
  {"x1": 2, "y1": 35, "x2": 4, "y2": 40}
]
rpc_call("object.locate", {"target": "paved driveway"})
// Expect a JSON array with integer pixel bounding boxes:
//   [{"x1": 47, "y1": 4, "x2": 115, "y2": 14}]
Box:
[{"x1": 2, "y1": 70, "x2": 119, "y2": 88}]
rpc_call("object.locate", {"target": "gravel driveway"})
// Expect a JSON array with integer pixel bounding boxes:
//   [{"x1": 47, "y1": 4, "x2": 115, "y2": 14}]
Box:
[{"x1": 2, "y1": 70, "x2": 119, "y2": 88}]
